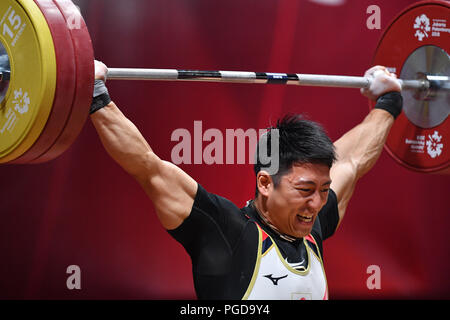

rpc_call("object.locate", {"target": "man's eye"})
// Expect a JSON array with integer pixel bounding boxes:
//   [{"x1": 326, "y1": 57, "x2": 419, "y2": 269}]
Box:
[
  {"x1": 321, "y1": 188, "x2": 330, "y2": 193},
  {"x1": 298, "y1": 188, "x2": 311, "y2": 192}
]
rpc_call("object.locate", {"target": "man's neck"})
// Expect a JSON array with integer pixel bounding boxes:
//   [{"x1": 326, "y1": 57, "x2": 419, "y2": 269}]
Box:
[{"x1": 252, "y1": 196, "x2": 298, "y2": 242}]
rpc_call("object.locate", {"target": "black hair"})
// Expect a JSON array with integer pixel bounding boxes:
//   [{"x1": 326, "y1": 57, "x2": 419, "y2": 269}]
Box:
[{"x1": 254, "y1": 114, "x2": 336, "y2": 196}]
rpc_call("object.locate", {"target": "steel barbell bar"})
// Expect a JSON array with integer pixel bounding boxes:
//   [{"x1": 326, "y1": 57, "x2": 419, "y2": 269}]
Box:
[
  {"x1": 1, "y1": 68, "x2": 448, "y2": 91},
  {"x1": 105, "y1": 68, "x2": 446, "y2": 91}
]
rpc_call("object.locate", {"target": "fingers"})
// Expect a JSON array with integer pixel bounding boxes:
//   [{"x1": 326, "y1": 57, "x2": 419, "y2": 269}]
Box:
[
  {"x1": 361, "y1": 65, "x2": 401, "y2": 100},
  {"x1": 364, "y1": 65, "x2": 388, "y2": 78},
  {"x1": 364, "y1": 65, "x2": 383, "y2": 76},
  {"x1": 373, "y1": 69, "x2": 387, "y2": 78},
  {"x1": 94, "y1": 60, "x2": 108, "y2": 82}
]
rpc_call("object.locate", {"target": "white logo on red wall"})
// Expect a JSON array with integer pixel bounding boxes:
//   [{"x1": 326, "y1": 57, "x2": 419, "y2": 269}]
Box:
[
  {"x1": 426, "y1": 131, "x2": 443, "y2": 158},
  {"x1": 414, "y1": 14, "x2": 430, "y2": 41}
]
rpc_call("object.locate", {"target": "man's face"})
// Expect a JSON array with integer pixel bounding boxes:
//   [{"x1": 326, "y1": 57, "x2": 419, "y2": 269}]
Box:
[{"x1": 264, "y1": 163, "x2": 331, "y2": 238}]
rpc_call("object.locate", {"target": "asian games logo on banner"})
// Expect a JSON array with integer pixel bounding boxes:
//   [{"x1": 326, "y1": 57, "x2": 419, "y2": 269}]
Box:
[{"x1": 413, "y1": 13, "x2": 450, "y2": 41}]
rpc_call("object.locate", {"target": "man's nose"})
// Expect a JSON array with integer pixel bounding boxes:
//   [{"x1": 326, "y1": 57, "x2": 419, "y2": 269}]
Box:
[{"x1": 307, "y1": 191, "x2": 324, "y2": 211}]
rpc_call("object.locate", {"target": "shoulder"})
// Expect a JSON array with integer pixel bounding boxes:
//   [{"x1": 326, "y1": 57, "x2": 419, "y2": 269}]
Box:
[
  {"x1": 168, "y1": 184, "x2": 248, "y2": 244},
  {"x1": 318, "y1": 188, "x2": 339, "y2": 220},
  {"x1": 314, "y1": 188, "x2": 340, "y2": 242},
  {"x1": 193, "y1": 184, "x2": 242, "y2": 215}
]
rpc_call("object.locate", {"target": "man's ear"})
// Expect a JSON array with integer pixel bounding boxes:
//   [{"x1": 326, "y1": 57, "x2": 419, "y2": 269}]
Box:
[{"x1": 256, "y1": 170, "x2": 273, "y2": 197}]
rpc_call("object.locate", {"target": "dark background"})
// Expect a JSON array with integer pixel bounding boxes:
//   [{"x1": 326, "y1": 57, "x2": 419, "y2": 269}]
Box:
[{"x1": 0, "y1": 0, "x2": 449, "y2": 299}]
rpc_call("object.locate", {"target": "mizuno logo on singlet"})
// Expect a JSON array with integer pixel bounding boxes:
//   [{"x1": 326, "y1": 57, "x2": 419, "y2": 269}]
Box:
[{"x1": 263, "y1": 274, "x2": 288, "y2": 285}]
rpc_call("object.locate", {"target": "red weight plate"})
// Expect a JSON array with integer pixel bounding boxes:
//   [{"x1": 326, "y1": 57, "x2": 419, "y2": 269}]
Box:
[
  {"x1": 10, "y1": 0, "x2": 76, "y2": 164},
  {"x1": 30, "y1": 0, "x2": 94, "y2": 164},
  {"x1": 370, "y1": 0, "x2": 449, "y2": 174}
]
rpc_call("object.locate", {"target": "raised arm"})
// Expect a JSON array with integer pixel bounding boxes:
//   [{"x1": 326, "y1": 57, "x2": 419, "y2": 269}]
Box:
[
  {"x1": 90, "y1": 61, "x2": 197, "y2": 230},
  {"x1": 330, "y1": 66, "x2": 402, "y2": 228}
]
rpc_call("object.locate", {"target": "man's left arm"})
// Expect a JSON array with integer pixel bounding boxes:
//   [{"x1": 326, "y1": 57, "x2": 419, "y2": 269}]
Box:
[{"x1": 330, "y1": 66, "x2": 402, "y2": 228}]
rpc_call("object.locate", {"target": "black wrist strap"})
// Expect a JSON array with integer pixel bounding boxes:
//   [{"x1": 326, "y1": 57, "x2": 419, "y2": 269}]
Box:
[
  {"x1": 374, "y1": 91, "x2": 403, "y2": 119},
  {"x1": 90, "y1": 93, "x2": 111, "y2": 115},
  {"x1": 90, "y1": 80, "x2": 111, "y2": 114}
]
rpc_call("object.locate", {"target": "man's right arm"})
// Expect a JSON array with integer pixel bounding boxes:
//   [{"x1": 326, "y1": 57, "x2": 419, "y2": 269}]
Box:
[
  {"x1": 329, "y1": 66, "x2": 402, "y2": 229},
  {"x1": 90, "y1": 63, "x2": 197, "y2": 230}
]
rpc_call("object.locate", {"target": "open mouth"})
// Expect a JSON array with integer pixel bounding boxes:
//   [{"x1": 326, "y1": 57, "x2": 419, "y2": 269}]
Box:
[{"x1": 297, "y1": 214, "x2": 313, "y2": 223}]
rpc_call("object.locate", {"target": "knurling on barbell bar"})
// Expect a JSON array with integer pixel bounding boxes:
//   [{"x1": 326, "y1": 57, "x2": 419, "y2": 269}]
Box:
[{"x1": 0, "y1": 0, "x2": 448, "y2": 174}]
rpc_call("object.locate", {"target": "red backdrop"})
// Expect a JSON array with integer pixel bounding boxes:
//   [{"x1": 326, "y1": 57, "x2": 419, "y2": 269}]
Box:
[{"x1": 0, "y1": 0, "x2": 449, "y2": 299}]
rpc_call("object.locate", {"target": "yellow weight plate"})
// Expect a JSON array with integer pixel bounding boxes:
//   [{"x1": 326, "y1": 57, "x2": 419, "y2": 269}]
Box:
[{"x1": 0, "y1": 0, "x2": 56, "y2": 163}]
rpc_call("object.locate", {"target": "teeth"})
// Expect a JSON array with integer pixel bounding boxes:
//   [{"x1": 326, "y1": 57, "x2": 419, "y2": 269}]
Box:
[{"x1": 298, "y1": 215, "x2": 312, "y2": 221}]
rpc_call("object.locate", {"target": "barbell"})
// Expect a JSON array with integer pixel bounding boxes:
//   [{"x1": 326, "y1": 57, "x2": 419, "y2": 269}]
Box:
[{"x1": 0, "y1": 0, "x2": 448, "y2": 174}]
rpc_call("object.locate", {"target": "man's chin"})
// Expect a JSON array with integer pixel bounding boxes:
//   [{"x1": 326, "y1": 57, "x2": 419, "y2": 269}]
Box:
[
  {"x1": 292, "y1": 218, "x2": 315, "y2": 238},
  {"x1": 286, "y1": 227, "x2": 311, "y2": 240}
]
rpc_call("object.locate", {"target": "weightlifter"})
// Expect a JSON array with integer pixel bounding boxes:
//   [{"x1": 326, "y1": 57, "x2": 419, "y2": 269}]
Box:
[{"x1": 90, "y1": 60, "x2": 402, "y2": 299}]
